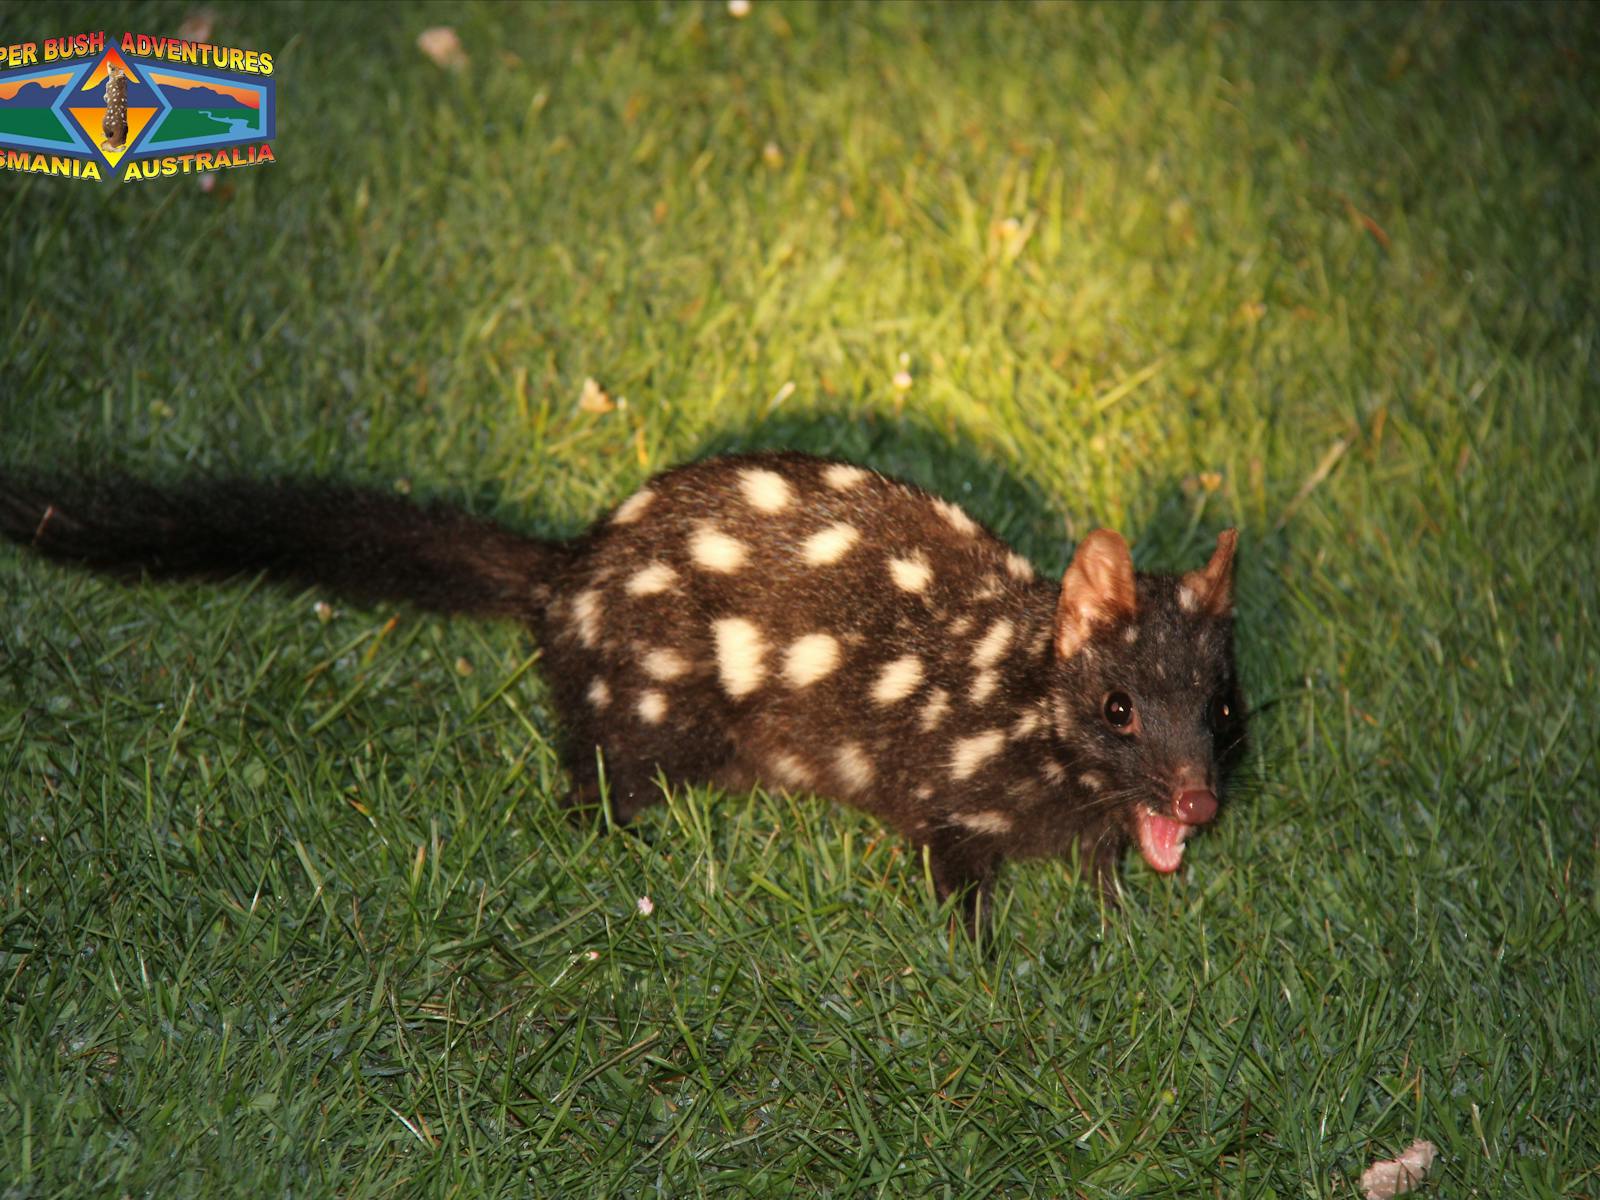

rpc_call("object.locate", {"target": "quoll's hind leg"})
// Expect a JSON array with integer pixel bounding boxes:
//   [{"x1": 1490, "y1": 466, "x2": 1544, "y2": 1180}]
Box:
[
  {"x1": 559, "y1": 719, "x2": 736, "y2": 827},
  {"x1": 559, "y1": 747, "x2": 665, "y2": 826}
]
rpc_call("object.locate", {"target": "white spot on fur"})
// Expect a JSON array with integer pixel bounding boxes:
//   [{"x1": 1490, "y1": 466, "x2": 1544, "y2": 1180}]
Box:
[
  {"x1": 1178, "y1": 585, "x2": 1198, "y2": 613},
  {"x1": 950, "y1": 730, "x2": 1006, "y2": 780},
  {"x1": 947, "y1": 615, "x2": 973, "y2": 637},
  {"x1": 969, "y1": 670, "x2": 998, "y2": 704},
  {"x1": 955, "y1": 809, "x2": 1014, "y2": 835},
  {"x1": 971, "y1": 618, "x2": 1014, "y2": 668},
  {"x1": 573, "y1": 590, "x2": 603, "y2": 647},
  {"x1": 769, "y1": 753, "x2": 814, "y2": 788},
  {"x1": 783, "y1": 633, "x2": 840, "y2": 687},
  {"x1": 739, "y1": 468, "x2": 794, "y2": 513},
  {"x1": 871, "y1": 655, "x2": 924, "y2": 704},
  {"x1": 1011, "y1": 710, "x2": 1042, "y2": 739},
  {"x1": 802, "y1": 523, "x2": 860, "y2": 565},
  {"x1": 643, "y1": 648, "x2": 688, "y2": 681},
  {"x1": 713, "y1": 617, "x2": 766, "y2": 697},
  {"x1": 823, "y1": 463, "x2": 867, "y2": 491},
  {"x1": 1123, "y1": 625, "x2": 1139, "y2": 645},
  {"x1": 835, "y1": 742, "x2": 874, "y2": 792},
  {"x1": 1051, "y1": 700, "x2": 1076, "y2": 734},
  {"x1": 1041, "y1": 759, "x2": 1066, "y2": 784},
  {"x1": 914, "y1": 784, "x2": 934, "y2": 801},
  {"x1": 1079, "y1": 772, "x2": 1104, "y2": 791},
  {"x1": 638, "y1": 691, "x2": 668, "y2": 724},
  {"x1": 932, "y1": 498, "x2": 977, "y2": 536},
  {"x1": 975, "y1": 573, "x2": 1002, "y2": 601},
  {"x1": 626, "y1": 562, "x2": 678, "y2": 596},
  {"x1": 888, "y1": 552, "x2": 932, "y2": 593},
  {"x1": 611, "y1": 489, "x2": 654, "y2": 525},
  {"x1": 919, "y1": 688, "x2": 950, "y2": 731},
  {"x1": 1004, "y1": 552, "x2": 1034, "y2": 580},
  {"x1": 691, "y1": 527, "x2": 748, "y2": 573},
  {"x1": 587, "y1": 679, "x2": 611, "y2": 709}
]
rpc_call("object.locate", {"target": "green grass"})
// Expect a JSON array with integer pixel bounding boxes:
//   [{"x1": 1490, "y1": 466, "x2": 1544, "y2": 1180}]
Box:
[{"x1": 3, "y1": 0, "x2": 1598, "y2": 1194}]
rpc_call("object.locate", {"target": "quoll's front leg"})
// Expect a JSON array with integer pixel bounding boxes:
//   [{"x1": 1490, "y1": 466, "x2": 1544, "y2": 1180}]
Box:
[
  {"x1": 1090, "y1": 843, "x2": 1124, "y2": 910},
  {"x1": 925, "y1": 826, "x2": 1002, "y2": 936},
  {"x1": 1073, "y1": 825, "x2": 1132, "y2": 910}
]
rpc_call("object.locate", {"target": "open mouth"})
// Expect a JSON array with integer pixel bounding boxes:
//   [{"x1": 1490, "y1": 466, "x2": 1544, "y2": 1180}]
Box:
[{"x1": 1134, "y1": 806, "x2": 1198, "y2": 874}]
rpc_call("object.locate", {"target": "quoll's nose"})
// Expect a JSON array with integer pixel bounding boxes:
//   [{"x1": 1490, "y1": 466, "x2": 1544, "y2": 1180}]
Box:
[{"x1": 1174, "y1": 788, "x2": 1218, "y2": 826}]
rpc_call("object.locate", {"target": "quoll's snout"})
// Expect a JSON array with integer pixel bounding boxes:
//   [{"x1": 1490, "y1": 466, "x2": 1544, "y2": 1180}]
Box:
[
  {"x1": 1174, "y1": 788, "x2": 1217, "y2": 825},
  {"x1": 1134, "y1": 781, "x2": 1220, "y2": 875}
]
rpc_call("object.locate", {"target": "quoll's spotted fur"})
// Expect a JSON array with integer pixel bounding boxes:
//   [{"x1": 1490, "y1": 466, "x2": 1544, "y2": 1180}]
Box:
[{"x1": 0, "y1": 452, "x2": 1245, "y2": 924}]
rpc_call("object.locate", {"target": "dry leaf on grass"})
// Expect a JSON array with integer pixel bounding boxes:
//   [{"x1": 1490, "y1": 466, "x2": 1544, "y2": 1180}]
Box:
[
  {"x1": 177, "y1": 8, "x2": 216, "y2": 42},
  {"x1": 1340, "y1": 193, "x2": 1392, "y2": 251},
  {"x1": 417, "y1": 27, "x2": 469, "y2": 72},
  {"x1": 1359, "y1": 1140, "x2": 1437, "y2": 1199},
  {"x1": 578, "y1": 377, "x2": 615, "y2": 414}
]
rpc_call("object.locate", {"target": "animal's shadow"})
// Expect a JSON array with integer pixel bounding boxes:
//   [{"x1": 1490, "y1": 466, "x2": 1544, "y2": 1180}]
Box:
[{"x1": 688, "y1": 406, "x2": 1290, "y2": 639}]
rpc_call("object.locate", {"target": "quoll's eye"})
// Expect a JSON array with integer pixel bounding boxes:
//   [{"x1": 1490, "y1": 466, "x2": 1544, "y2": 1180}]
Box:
[
  {"x1": 1102, "y1": 691, "x2": 1136, "y2": 730},
  {"x1": 1209, "y1": 696, "x2": 1232, "y2": 728}
]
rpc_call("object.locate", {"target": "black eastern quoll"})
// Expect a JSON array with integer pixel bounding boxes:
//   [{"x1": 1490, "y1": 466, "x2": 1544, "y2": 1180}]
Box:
[{"x1": 0, "y1": 452, "x2": 1245, "y2": 923}]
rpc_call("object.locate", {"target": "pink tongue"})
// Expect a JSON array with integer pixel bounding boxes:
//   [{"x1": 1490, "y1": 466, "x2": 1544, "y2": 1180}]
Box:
[{"x1": 1136, "y1": 809, "x2": 1191, "y2": 874}]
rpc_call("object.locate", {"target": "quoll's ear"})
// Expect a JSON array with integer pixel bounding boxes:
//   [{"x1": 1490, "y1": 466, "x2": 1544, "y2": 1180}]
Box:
[
  {"x1": 1179, "y1": 528, "x2": 1237, "y2": 618},
  {"x1": 1054, "y1": 529, "x2": 1137, "y2": 660}
]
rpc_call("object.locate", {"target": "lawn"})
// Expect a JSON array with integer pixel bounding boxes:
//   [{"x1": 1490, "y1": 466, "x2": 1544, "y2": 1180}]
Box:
[{"x1": 2, "y1": 1, "x2": 1597, "y2": 1195}]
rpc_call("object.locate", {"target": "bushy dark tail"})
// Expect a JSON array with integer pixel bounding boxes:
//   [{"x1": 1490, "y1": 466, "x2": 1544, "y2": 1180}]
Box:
[{"x1": 0, "y1": 471, "x2": 567, "y2": 622}]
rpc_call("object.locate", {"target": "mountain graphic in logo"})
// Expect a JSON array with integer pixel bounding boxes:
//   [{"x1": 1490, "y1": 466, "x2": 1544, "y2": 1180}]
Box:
[
  {"x1": 0, "y1": 71, "x2": 76, "y2": 147},
  {"x1": 143, "y1": 71, "x2": 264, "y2": 145}
]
